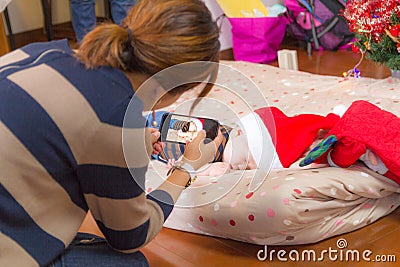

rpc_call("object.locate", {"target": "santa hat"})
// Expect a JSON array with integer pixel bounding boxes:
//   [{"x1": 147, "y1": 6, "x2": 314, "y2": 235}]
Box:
[
  {"x1": 325, "y1": 100, "x2": 400, "y2": 184},
  {"x1": 190, "y1": 118, "x2": 204, "y2": 132},
  {"x1": 239, "y1": 107, "x2": 340, "y2": 169}
]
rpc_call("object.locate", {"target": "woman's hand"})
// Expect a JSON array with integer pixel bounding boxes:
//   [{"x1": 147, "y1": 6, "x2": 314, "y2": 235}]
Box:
[
  {"x1": 182, "y1": 129, "x2": 224, "y2": 170},
  {"x1": 149, "y1": 128, "x2": 165, "y2": 155}
]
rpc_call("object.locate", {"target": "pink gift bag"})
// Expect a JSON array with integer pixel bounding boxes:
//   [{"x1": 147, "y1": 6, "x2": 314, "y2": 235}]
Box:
[{"x1": 228, "y1": 16, "x2": 288, "y2": 63}]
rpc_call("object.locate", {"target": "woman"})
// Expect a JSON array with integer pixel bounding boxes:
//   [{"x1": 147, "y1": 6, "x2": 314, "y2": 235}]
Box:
[{"x1": 0, "y1": 0, "x2": 221, "y2": 266}]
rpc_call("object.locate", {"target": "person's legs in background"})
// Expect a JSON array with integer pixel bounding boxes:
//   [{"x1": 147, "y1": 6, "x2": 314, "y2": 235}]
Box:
[
  {"x1": 70, "y1": 0, "x2": 96, "y2": 43},
  {"x1": 50, "y1": 233, "x2": 149, "y2": 267},
  {"x1": 109, "y1": 0, "x2": 135, "y2": 25}
]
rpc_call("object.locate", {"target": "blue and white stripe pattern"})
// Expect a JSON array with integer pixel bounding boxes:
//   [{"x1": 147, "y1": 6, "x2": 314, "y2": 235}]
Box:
[{"x1": 0, "y1": 39, "x2": 173, "y2": 266}]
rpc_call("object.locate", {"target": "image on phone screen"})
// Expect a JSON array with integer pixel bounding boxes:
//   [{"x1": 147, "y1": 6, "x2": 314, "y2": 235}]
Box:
[{"x1": 160, "y1": 113, "x2": 219, "y2": 144}]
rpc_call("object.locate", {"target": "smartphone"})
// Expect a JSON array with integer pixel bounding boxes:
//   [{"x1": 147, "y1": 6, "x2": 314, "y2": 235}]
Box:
[{"x1": 159, "y1": 113, "x2": 220, "y2": 144}]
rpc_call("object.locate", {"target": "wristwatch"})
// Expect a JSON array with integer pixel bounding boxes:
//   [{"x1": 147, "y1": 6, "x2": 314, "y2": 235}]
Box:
[{"x1": 167, "y1": 161, "x2": 197, "y2": 188}]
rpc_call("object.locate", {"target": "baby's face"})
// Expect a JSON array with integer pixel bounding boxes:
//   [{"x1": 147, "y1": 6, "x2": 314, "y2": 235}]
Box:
[
  {"x1": 222, "y1": 126, "x2": 257, "y2": 170},
  {"x1": 188, "y1": 121, "x2": 197, "y2": 132}
]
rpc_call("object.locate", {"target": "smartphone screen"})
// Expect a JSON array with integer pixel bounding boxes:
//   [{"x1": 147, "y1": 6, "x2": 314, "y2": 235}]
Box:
[{"x1": 160, "y1": 113, "x2": 219, "y2": 144}]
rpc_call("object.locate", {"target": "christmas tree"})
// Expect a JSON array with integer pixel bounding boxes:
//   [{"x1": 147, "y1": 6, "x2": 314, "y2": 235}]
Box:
[{"x1": 343, "y1": 0, "x2": 400, "y2": 70}]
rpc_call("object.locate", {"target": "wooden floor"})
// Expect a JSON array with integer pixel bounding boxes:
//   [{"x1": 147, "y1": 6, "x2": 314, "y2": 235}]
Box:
[{"x1": 7, "y1": 25, "x2": 398, "y2": 266}]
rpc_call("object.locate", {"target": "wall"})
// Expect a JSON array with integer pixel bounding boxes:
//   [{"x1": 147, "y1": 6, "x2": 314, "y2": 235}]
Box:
[{"x1": 203, "y1": 0, "x2": 232, "y2": 51}]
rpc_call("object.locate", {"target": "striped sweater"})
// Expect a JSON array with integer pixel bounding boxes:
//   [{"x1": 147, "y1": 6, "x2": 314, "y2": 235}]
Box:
[{"x1": 0, "y1": 39, "x2": 173, "y2": 266}]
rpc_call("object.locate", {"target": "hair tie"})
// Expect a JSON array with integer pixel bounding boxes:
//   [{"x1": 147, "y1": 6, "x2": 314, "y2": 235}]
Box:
[
  {"x1": 122, "y1": 26, "x2": 140, "y2": 71},
  {"x1": 126, "y1": 27, "x2": 134, "y2": 45}
]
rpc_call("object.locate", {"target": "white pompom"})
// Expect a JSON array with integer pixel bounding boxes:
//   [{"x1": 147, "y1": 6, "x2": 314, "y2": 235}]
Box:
[{"x1": 333, "y1": 104, "x2": 347, "y2": 117}]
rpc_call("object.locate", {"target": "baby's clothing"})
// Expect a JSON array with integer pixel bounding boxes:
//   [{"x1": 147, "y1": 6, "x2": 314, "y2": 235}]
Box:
[
  {"x1": 320, "y1": 100, "x2": 400, "y2": 184},
  {"x1": 245, "y1": 107, "x2": 340, "y2": 169},
  {"x1": 359, "y1": 149, "x2": 388, "y2": 175}
]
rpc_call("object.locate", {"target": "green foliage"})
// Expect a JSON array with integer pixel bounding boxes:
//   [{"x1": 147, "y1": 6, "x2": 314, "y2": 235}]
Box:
[
  {"x1": 369, "y1": 35, "x2": 400, "y2": 70},
  {"x1": 391, "y1": 12, "x2": 400, "y2": 25},
  {"x1": 353, "y1": 12, "x2": 400, "y2": 70}
]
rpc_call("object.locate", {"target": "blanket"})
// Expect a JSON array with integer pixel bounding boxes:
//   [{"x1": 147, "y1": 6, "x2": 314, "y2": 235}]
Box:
[{"x1": 145, "y1": 61, "x2": 400, "y2": 245}]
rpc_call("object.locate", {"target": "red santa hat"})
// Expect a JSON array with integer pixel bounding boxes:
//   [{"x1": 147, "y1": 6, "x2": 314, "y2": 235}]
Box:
[
  {"x1": 325, "y1": 100, "x2": 400, "y2": 184},
  {"x1": 238, "y1": 107, "x2": 340, "y2": 169}
]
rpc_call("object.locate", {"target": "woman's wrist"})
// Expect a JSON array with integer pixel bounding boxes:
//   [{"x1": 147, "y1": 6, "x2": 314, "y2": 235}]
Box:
[
  {"x1": 168, "y1": 168, "x2": 191, "y2": 187},
  {"x1": 167, "y1": 161, "x2": 197, "y2": 188},
  {"x1": 157, "y1": 168, "x2": 191, "y2": 203}
]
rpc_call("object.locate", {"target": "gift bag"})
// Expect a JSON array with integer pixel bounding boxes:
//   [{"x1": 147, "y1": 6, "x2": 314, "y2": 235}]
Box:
[{"x1": 228, "y1": 16, "x2": 288, "y2": 63}]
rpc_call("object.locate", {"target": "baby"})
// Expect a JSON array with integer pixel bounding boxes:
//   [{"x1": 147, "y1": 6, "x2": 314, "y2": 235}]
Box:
[
  {"x1": 148, "y1": 107, "x2": 340, "y2": 176},
  {"x1": 149, "y1": 101, "x2": 398, "y2": 184}
]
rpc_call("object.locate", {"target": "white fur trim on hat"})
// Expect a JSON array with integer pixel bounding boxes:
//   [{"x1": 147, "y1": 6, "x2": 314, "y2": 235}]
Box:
[
  {"x1": 190, "y1": 118, "x2": 203, "y2": 132},
  {"x1": 238, "y1": 112, "x2": 283, "y2": 170},
  {"x1": 333, "y1": 104, "x2": 348, "y2": 117}
]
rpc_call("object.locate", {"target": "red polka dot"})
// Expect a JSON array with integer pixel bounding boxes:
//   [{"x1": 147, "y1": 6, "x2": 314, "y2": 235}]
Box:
[
  {"x1": 211, "y1": 219, "x2": 217, "y2": 226},
  {"x1": 229, "y1": 219, "x2": 236, "y2": 226},
  {"x1": 245, "y1": 192, "x2": 254, "y2": 199},
  {"x1": 250, "y1": 75, "x2": 255, "y2": 78},
  {"x1": 214, "y1": 88, "x2": 221, "y2": 92},
  {"x1": 147, "y1": 188, "x2": 152, "y2": 193},
  {"x1": 294, "y1": 189, "x2": 302, "y2": 194},
  {"x1": 248, "y1": 214, "x2": 255, "y2": 221},
  {"x1": 283, "y1": 91, "x2": 288, "y2": 94},
  {"x1": 199, "y1": 216, "x2": 204, "y2": 222},
  {"x1": 230, "y1": 101, "x2": 235, "y2": 105},
  {"x1": 310, "y1": 88, "x2": 315, "y2": 91},
  {"x1": 267, "y1": 208, "x2": 275, "y2": 218},
  {"x1": 238, "y1": 111, "x2": 244, "y2": 115},
  {"x1": 335, "y1": 219, "x2": 343, "y2": 226},
  {"x1": 364, "y1": 203, "x2": 372, "y2": 209},
  {"x1": 273, "y1": 99, "x2": 279, "y2": 102}
]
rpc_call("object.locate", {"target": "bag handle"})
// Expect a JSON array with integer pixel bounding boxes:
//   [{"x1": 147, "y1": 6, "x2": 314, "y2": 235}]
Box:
[
  {"x1": 318, "y1": 0, "x2": 345, "y2": 15},
  {"x1": 215, "y1": 13, "x2": 227, "y2": 35}
]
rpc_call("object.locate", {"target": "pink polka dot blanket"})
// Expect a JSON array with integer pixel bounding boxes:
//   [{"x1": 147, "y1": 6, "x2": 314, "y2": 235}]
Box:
[{"x1": 145, "y1": 61, "x2": 400, "y2": 245}]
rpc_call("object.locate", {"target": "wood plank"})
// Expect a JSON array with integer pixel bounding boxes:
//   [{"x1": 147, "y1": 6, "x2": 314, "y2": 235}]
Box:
[{"x1": 141, "y1": 239, "x2": 198, "y2": 267}]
